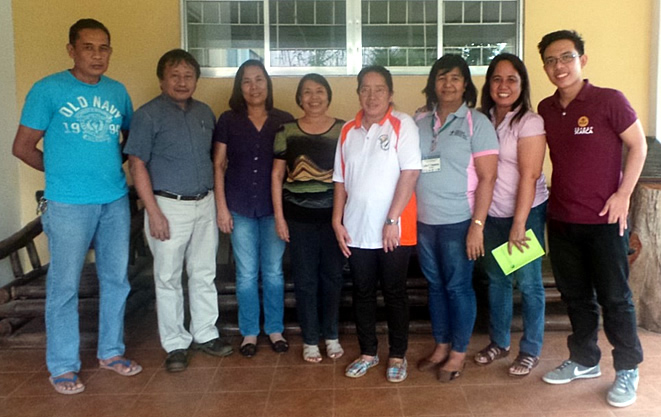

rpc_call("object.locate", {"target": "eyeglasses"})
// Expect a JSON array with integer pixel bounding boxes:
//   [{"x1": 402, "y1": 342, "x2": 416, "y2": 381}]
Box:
[{"x1": 543, "y1": 52, "x2": 579, "y2": 67}]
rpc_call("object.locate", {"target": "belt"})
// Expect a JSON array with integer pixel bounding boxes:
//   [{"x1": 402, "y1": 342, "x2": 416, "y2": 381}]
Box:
[{"x1": 154, "y1": 190, "x2": 209, "y2": 201}]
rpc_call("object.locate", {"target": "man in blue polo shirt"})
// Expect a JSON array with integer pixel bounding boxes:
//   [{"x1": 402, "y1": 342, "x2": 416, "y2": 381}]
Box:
[
  {"x1": 124, "y1": 49, "x2": 231, "y2": 373},
  {"x1": 12, "y1": 18, "x2": 142, "y2": 395}
]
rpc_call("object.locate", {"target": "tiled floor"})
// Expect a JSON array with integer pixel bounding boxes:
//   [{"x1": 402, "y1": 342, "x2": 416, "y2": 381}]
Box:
[{"x1": 1, "y1": 306, "x2": 661, "y2": 417}]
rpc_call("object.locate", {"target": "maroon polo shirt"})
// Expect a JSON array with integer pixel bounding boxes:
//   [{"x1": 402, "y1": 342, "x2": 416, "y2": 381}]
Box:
[
  {"x1": 214, "y1": 108, "x2": 294, "y2": 218},
  {"x1": 538, "y1": 80, "x2": 637, "y2": 224}
]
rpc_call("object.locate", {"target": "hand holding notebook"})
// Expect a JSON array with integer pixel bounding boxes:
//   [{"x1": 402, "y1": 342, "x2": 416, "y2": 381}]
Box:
[{"x1": 491, "y1": 229, "x2": 545, "y2": 275}]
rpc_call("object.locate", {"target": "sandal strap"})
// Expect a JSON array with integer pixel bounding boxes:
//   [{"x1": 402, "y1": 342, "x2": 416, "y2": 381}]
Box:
[
  {"x1": 476, "y1": 343, "x2": 509, "y2": 362},
  {"x1": 514, "y1": 354, "x2": 539, "y2": 369}
]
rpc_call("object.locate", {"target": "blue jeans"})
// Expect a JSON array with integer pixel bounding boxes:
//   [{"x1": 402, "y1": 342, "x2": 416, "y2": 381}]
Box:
[
  {"x1": 417, "y1": 220, "x2": 475, "y2": 352},
  {"x1": 288, "y1": 219, "x2": 344, "y2": 345},
  {"x1": 482, "y1": 201, "x2": 547, "y2": 357},
  {"x1": 230, "y1": 212, "x2": 286, "y2": 336},
  {"x1": 548, "y1": 219, "x2": 643, "y2": 371},
  {"x1": 42, "y1": 195, "x2": 131, "y2": 378}
]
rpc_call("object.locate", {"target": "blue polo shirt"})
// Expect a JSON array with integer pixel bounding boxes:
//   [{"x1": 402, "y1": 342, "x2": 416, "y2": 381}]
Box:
[
  {"x1": 213, "y1": 108, "x2": 294, "y2": 218},
  {"x1": 124, "y1": 94, "x2": 216, "y2": 195}
]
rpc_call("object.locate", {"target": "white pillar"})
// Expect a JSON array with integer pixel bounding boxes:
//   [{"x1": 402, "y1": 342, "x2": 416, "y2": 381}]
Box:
[
  {"x1": 651, "y1": 0, "x2": 661, "y2": 141},
  {"x1": 0, "y1": 0, "x2": 21, "y2": 285}
]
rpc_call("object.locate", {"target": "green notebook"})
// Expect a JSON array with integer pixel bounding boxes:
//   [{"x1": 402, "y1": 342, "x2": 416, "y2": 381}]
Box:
[{"x1": 491, "y1": 229, "x2": 545, "y2": 275}]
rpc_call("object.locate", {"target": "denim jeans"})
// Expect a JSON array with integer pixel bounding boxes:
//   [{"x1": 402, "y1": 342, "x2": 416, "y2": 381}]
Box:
[
  {"x1": 482, "y1": 201, "x2": 547, "y2": 357},
  {"x1": 230, "y1": 212, "x2": 286, "y2": 336},
  {"x1": 348, "y1": 246, "x2": 411, "y2": 358},
  {"x1": 417, "y1": 220, "x2": 475, "y2": 352},
  {"x1": 42, "y1": 195, "x2": 131, "y2": 378},
  {"x1": 288, "y1": 219, "x2": 344, "y2": 345},
  {"x1": 547, "y1": 219, "x2": 643, "y2": 371}
]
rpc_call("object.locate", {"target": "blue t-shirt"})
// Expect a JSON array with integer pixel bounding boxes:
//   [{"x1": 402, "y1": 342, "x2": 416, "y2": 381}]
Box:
[{"x1": 20, "y1": 71, "x2": 133, "y2": 204}]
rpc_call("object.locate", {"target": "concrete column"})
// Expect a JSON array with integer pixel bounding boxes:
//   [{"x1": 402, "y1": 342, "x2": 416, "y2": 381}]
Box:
[{"x1": 0, "y1": 0, "x2": 21, "y2": 286}]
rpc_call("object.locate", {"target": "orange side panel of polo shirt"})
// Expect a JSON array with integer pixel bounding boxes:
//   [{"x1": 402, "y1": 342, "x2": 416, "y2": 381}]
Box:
[{"x1": 400, "y1": 193, "x2": 417, "y2": 246}]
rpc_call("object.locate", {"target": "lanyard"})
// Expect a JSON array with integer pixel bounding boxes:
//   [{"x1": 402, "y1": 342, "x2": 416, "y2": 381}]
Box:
[
  {"x1": 430, "y1": 113, "x2": 455, "y2": 152},
  {"x1": 430, "y1": 108, "x2": 473, "y2": 153}
]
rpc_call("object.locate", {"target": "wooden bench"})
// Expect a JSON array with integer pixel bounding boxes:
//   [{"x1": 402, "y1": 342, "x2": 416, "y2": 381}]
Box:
[{"x1": 0, "y1": 192, "x2": 151, "y2": 347}]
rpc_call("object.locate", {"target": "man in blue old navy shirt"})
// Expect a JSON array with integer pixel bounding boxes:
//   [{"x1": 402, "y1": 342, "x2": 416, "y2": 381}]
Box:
[{"x1": 12, "y1": 18, "x2": 142, "y2": 395}]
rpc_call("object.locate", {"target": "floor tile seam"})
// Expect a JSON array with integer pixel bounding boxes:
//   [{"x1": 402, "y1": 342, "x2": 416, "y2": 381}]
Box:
[
  {"x1": 192, "y1": 388, "x2": 272, "y2": 394},
  {"x1": 260, "y1": 355, "x2": 280, "y2": 417},
  {"x1": 137, "y1": 368, "x2": 160, "y2": 395},
  {"x1": 3, "y1": 370, "x2": 39, "y2": 398},
  {"x1": 458, "y1": 384, "x2": 475, "y2": 415},
  {"x1": 204, "y1": 355, "x2": 223, "y2": 396},
  {"x1": 217, "y1": 365, "x2": 280, "y2": 369},
  {"x1": 395, "y1": 385, "x2": 406, "y2": 417}
]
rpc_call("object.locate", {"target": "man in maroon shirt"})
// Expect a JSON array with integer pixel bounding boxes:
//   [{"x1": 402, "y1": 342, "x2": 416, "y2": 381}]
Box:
[{"x1": 537, "y1": 30, "x2": 647, "y2": 408}]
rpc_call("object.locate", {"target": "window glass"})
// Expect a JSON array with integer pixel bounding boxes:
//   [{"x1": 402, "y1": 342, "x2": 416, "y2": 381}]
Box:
[{"x1": 182, "y1": 0, "x2": 520, "y2": 74}]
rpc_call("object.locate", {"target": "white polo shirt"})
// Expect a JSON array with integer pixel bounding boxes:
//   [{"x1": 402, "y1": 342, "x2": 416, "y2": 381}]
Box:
[{"x1": 333, "y1": 107, "x2": 421, "y2": 249}]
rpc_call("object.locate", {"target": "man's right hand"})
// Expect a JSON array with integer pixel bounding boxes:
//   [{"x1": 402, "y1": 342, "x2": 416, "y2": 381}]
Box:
[
  {"x1": 149, "y1": 210, "x2": 170, "y2": 241},
  {"x1": 217, "y1": 207, "x2": 233, "y2": 234}
]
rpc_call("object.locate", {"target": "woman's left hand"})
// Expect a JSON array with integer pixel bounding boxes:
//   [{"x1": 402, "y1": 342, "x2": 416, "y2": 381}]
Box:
[{"x1": 466, "y1": 223, "x2": 485, "y2": 260}]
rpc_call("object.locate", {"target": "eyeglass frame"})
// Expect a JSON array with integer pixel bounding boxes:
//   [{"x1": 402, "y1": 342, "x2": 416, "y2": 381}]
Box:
[{"x1": 543, "y1": 52, "x2": 580, "y2": 67}]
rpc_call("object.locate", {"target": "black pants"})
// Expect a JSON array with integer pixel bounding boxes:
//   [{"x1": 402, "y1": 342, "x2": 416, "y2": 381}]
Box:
[
  {"x1": 348, "y1": 246, "x2": 411, "y2": 358},
  {"x1": 288, "y1": 219, "x2": 345, "y2": 345},
  {"x1": 548, "y1": 220, "x2": 643, "y2": 370}
]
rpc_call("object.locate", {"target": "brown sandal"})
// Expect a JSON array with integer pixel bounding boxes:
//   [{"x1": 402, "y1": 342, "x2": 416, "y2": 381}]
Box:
[
  {"x1": 508, "y1": 353, "x2": 539, "y2": 377},
  {"x1": 474, "y1": 342, "x2": 510, "y2": 365}
]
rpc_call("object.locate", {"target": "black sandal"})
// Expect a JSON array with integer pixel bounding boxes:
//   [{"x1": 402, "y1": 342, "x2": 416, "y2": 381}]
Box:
[
  {"x1": 239, "y1": 343, "x2": 257, "y2": 357},
  {"x1": 269, "y1": 339, "x2": 289, "y2": 353}
]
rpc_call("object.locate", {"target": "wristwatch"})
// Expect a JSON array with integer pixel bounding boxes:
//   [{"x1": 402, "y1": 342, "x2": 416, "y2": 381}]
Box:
[{"x1": 385, "y1": 218, "x2": 399, "y2": 226}]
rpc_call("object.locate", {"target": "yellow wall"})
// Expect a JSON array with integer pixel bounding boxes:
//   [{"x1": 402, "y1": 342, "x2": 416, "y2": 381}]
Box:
[{"x1": 11, "y1": 0, "x2": 654, "y2": 227}]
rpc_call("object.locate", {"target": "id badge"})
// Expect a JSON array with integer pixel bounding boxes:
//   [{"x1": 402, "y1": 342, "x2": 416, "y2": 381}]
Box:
[{"x1": 422, "y1": 157, "x2": 441, "y2": 173}]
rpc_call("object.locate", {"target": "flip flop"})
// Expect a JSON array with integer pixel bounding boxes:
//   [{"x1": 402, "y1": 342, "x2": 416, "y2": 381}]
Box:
[
  {"x1": 49, "y1": 374, "x2": 85, "y2": 395},
  {"x1": 99, "y1": 358, "x2": 143, "y2": 376}
]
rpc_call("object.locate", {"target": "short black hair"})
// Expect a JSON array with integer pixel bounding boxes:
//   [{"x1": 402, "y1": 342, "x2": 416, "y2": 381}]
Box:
[
  {"x1": 480, "y1": 53, "x2": 532, "y2": 127},
  {"x1": 422, "y1": 55, "x2": 477, "y2": 110},
  {"x1": 157, "y1": 49, "x2": 201, "y2": 80},
  {"x1": 295, "y1": 73, "x2": 333, "y2": 109},
  {"x1": 69, "y1": 18, "x2": 111, "y2": 45},
  {"x1": 357, "y1": 65, "x2": 393, "y2": 94},
  {"x1": 228, "y1": 59, "x2": 274, "y2": 113},
  {"x1": 538, "y1": 30, "x2": 585, "y2": 59}
]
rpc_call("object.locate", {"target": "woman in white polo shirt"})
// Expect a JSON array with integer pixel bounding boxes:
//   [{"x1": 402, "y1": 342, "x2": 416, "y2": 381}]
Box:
[{"x1": 332, "y1": 66, "x2": 421, "y2": 383}]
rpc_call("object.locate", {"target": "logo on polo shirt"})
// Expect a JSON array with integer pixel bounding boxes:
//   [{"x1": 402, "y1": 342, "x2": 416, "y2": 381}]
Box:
[
  {"x1": 450, "y1": 130, "x2": 468, "y2": 140},
  {"x1": 378, "y1": 134, "x2": 390, "y2": 150},
  {"x1": 574, "y1": 116, "x2": 594, "y2": 135}
]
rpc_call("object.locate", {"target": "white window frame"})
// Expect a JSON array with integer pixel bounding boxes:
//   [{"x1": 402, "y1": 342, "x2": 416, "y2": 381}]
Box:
[{"x1": 180, "y1": 0, "x2": 523, "y2": 77}]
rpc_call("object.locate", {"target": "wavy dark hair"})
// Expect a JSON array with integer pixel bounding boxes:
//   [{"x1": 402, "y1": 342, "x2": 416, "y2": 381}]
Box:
[
  {"x1": 480, "y1": 53, "x2": 531, "y2": 127},
  {"x1": 295, "y1": 73, "x2": 332, "y2": 109},
  {"x1": 422, "y1": 55, "x2": 477, "y2": 110},
  {"x1": 537, "y1": 30, "x2": 585, "y2": 59},
  {"x1": 228, "y1": 59, "x2": 273, "y2": 113}
]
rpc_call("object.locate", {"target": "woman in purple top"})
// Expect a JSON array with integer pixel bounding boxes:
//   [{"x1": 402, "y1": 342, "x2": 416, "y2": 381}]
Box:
[
  {"x1": 474, "y1": 53, "x2": 549, "y2": 377},
  {"x1": 213, "y1": 60, "x2": 294, "y2": 357}
]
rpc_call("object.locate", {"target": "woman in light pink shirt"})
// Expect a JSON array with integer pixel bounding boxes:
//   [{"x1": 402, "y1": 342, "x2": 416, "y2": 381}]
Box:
[{"x1": 474, "y1": 53, "x2": 549, "y2": 377}]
